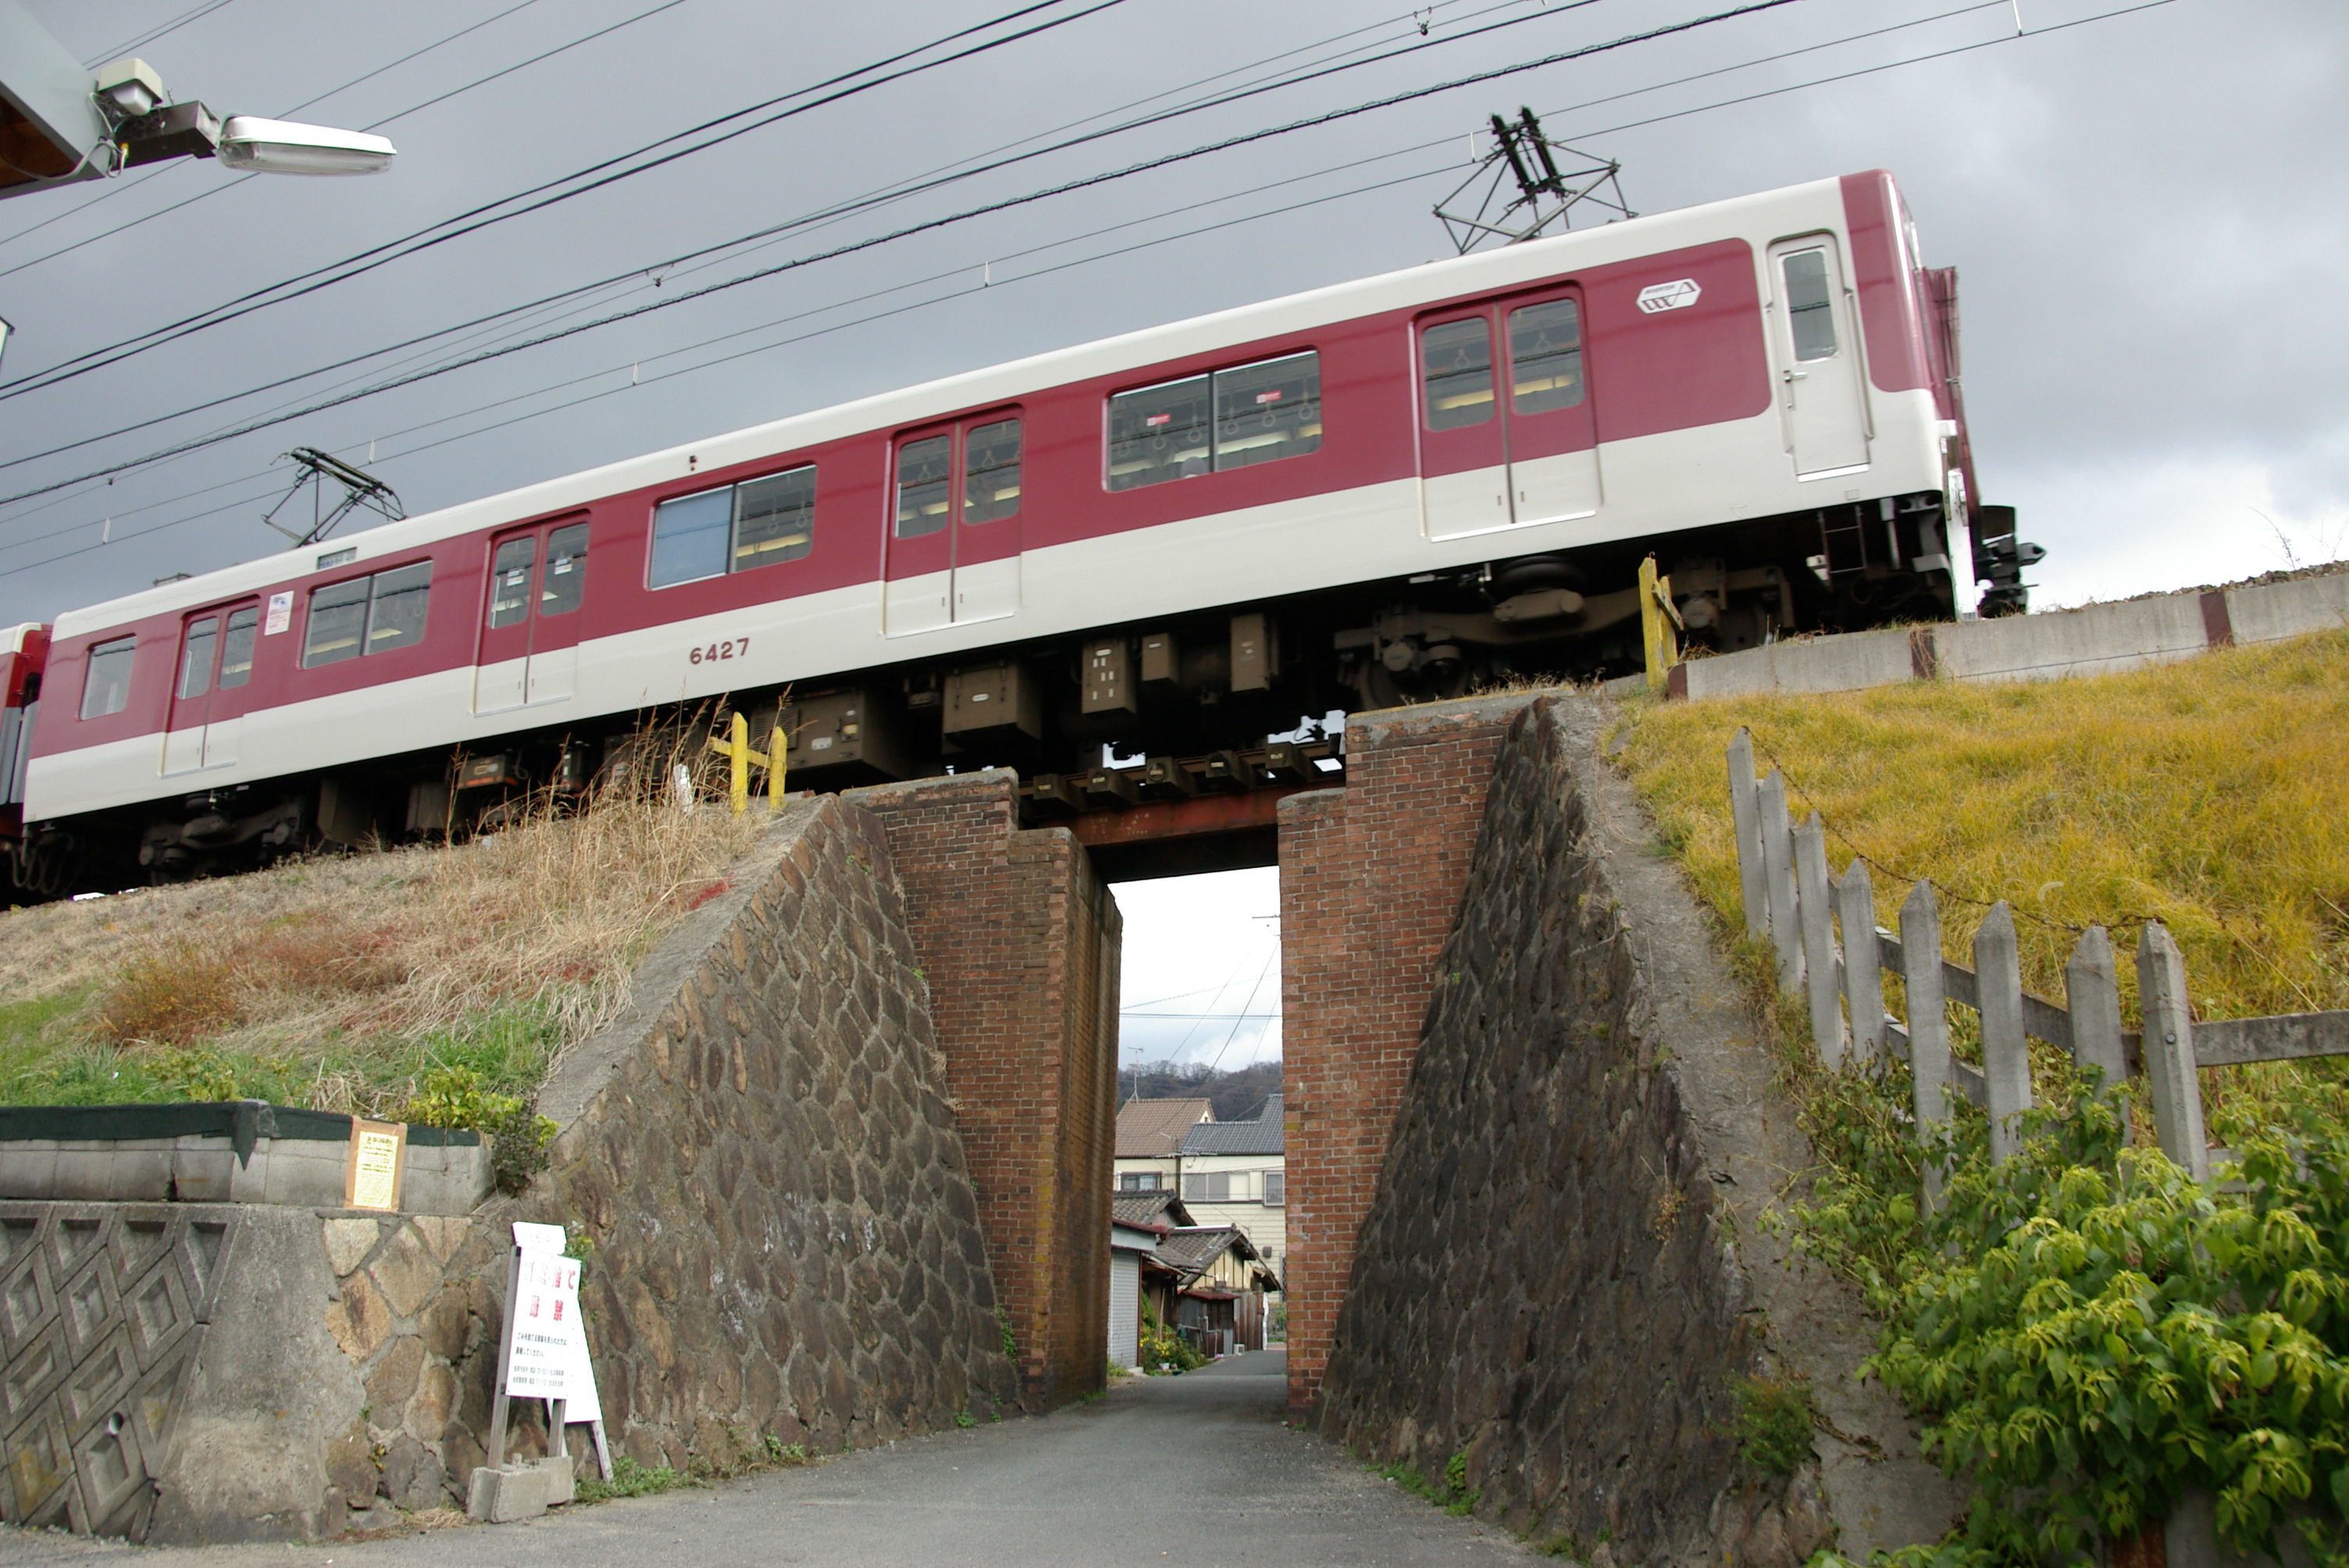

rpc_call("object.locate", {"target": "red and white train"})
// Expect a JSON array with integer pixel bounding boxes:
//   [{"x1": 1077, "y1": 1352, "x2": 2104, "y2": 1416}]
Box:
[{"x1": 2, "y1": 169, "x2": 2030, "y2": 893}]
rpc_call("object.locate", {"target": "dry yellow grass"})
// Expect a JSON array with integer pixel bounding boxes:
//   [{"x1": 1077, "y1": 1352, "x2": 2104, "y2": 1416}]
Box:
[
  {"x1": 0, "y1": 786, "x2": 765, "y2": 1114},
  {"x1": 1610, "y1": 628, "x2": 2349, "y2": 1131}
]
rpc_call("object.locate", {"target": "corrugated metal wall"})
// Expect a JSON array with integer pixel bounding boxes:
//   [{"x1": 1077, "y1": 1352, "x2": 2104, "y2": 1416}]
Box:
[{"x1": 1107, "y1": 1250, "x2": 1139, "y2": 1369}]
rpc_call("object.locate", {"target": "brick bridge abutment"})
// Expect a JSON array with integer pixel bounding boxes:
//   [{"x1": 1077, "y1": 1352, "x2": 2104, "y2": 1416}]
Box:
[{"x1": 850, "y1": 770, "x2": 1121, "y2": 1414}]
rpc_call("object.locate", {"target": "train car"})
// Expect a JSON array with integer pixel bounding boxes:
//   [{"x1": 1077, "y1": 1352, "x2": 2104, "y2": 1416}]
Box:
[{"x1": 12, "y1": 169, "x2": 2031, "y2": 889}]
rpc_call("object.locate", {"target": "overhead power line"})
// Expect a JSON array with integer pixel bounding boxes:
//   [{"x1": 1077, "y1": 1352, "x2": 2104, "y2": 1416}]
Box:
[
  {"x1": 0, "y1": 0, "x2": 2179, "y2": 547},
  {"x1": 0, "y1": 0, "x2": 1814, "y2": 505},
  {"x1": 79, "y1": 0, "x2": 241, "y2": 69},
  {"x1": 0, "y1": 0, "x2": 1613, "y2": 404},
  {"x1": 0, "y1": 0, "x2": 1537, "y2": 469},
  {"x1": 0, "y1": 0, "x2": 1129, "y2": 400}
]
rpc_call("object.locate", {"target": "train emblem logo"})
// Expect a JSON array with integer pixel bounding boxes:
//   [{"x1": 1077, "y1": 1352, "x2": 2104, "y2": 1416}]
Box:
[{"x1": 1634, "y1": 279, "x2": 1702, "y2": 314}]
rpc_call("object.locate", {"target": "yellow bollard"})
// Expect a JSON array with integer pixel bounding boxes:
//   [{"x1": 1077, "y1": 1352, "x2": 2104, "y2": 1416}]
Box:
[
  {"x1": 1638, "y1": 554, "x2": 1683, "y2": 691},
  {"x1": 765, "y1": 726, "x2": 786, "y2": 806},
  {"x1": 706, "y1": 711, "x2": 753, "y2": 815}
]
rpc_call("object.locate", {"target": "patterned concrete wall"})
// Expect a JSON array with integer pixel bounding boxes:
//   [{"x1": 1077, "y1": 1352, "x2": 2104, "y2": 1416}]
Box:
[{"x1": 0, "y1": 1203, "x2": 233, "y2": 1537}]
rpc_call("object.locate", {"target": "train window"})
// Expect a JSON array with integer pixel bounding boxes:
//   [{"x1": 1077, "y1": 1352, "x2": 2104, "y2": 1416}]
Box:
[
  {"x1": 80, "y1": 636, "x2": 135, "y2": 720},
  {"x1": 176, "y1": 618, "x2": 218, "y2": 700},
  {"x1": 895, "y1": 437, "x2": 952, "y2": 538},
  {"x1": 649, "y1": 487, "x2": 733, "y2": 588},
  {"x1": 1107, "y1": 351, "x2": 1320, "y2": 490},
  {"x1": 963, "y1": 420, "x2": 1021, "y2": 524},
  {"x1": 1781, "y1": 249, "x2": 1837, "y2": 362},
  {"x1": 1508, "y1": 299, "x2": 1584, "y2": 414},
  {"x1": 1107, "y1": 375, "x2": 1210, "y2": 490},
  {"x1": 1422, "y1": 318, "x2": 1495, "y2": 429},
  {"x1": 541, "y1": 522, "x2": 590, "y2": 615},
  {"x1": 218, "y1": 608, "x2": 258, "y2": 690},
  {"x1": 1212, "y1": 352, "x2": 1321, "y2": 472},
  {"x1": 487, "y1": 536, "x2": 536, "y2": 629},
  {"x1": 365, "y1": 563, "x2": 433, "y2": 655},
  {"x1": 304, "y1": 577, "x2": 372, "y2": 666},
  {"x1": 732, "y1": 467, "x2": 814, "y2": 569},
  {"x1": 305, "y1": 563, "x2": 433, "y2": 667}
]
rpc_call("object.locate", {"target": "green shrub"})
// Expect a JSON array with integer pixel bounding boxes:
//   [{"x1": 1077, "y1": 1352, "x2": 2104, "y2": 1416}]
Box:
[
  {"x1": 1788, "y1": 1067, "x2": 2349, "y2": 1566},
  {"x1": 1731, "y1": 1376, "x2": 1816, "y2": 1477}
]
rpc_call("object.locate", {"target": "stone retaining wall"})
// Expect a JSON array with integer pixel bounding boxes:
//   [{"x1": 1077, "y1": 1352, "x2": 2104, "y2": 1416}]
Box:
[
  {"x1": 2, "y1": 793, "x2": 1018, "y2": 1541},
  {"x1": 1315, "y1": 697, "x2": 1956, "y2": 1566}
]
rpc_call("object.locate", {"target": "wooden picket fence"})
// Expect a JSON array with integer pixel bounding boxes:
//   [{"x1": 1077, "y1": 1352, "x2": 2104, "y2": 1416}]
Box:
[{"x1": 1724, "y1": 729, "x2": 2349, "y2": 1195}]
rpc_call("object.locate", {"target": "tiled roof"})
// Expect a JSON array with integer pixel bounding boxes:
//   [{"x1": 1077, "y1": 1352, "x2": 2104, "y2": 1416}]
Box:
[
  {"x1": 1115, "y1": 1097, "x2": 1212, "y2": 1157},
  {"x1": 1178, "y1": 1094, "x2": 1283, "y2": 1156},
  {"x1": 1111, "y1": 1192, "x2": 1196, "y2": 1229},
  {"x1": 1154, "y1": 1224, "x2": 1258, "y2": 1272}
]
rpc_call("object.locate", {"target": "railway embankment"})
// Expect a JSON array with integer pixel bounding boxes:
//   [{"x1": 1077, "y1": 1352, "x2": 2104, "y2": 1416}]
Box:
[{"x1": 0, "y1": 795, "x2": 1019, "y2": 1541}]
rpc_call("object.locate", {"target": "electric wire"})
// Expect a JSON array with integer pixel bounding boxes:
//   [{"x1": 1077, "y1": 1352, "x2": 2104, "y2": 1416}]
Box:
[
  {"x1": 0, "y1": 154, "x2": 1460, "y2": 572},
  {"x1": 0, "y1": 0, "x2": 1524, "y2": 465},
  {"x1": 0, "y1": 0, "x2": 2171, "y2": 542},
  {"x1": 0, "y1": 0, "x2": 1128, "y2": 397},
  {"x1": 0, "y1": 0, "x2": 1627, "y2": 401},
  {"x1": 0, "y1": 0, "x2": 1819, "y2": 501},
  {"x1": 13, "y1": 0, "x2": 2012, "y2": 479},
  {"x1": 79, "y1": 0, "x2": 241, "y2": 69}
]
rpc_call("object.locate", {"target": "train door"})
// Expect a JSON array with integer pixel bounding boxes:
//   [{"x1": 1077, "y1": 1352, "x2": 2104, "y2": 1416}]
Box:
[
  {"x1": 882, "y1": 413, "x2": 1023, "y2": 636},
  {"x1": 1766, "y1": 237, "x2": 1870, "y2": 477},
  {"x1": 162, "y1": 601, "x2": 259, "y2": 775},
  {"x1": 1417, "y1": 293, "x2": 1599, "y2": 540},
  {"x1": 1417, "y1": 312, "x2": 1510, "y2": 539},
  {"x1": 474, "y1": 516, "x2": 590, "y2": 713}
]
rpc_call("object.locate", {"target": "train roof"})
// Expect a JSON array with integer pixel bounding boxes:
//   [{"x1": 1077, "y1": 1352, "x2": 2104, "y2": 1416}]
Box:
[{"x1": 52, "y1": 170, "x2": 1884, "y2": 642}]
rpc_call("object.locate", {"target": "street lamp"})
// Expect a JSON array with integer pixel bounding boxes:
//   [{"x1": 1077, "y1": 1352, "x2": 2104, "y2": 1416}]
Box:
[{"x1": 0, "y1": 2, "x2": 397, "y2": 202}]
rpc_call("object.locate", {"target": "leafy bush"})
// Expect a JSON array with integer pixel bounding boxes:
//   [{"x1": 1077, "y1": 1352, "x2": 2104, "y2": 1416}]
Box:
[
  {"x1": 1788, "y1": 1066, "x2": 2349, "y2": 1566},
  {"x1": 397, "y1": 1064, "x2": 557, "y2": 1195}
]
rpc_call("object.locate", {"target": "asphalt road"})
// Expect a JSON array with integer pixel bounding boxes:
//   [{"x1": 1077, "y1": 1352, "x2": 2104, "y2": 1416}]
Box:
[{"x1": 2, "y1": 1351, "x2": 1534, "y2": 1566}]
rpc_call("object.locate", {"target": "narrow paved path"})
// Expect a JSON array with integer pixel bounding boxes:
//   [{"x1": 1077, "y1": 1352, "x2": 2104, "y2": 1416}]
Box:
[{"x1": 3, "y1": 1351, "x2": 1533, "y2": 1566}]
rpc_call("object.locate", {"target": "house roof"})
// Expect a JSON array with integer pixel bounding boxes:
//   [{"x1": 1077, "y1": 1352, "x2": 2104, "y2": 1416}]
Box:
[
  {"x1": 1111, "y1": 1191, "x2": 1196, "y2": 1229},
  {"x1": 1178, "y1": 1094, "x2": 1284, "y2": 1156},
  {"x1": 1115, "y1": 1098, "x2": 1213, "y2": 1157},
  {"x1": 1154, "y1": 1224, "x2": 1260, "y2": 1273}
]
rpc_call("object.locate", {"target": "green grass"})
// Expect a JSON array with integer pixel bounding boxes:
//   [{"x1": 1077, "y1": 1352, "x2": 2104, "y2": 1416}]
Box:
[{"x1": 0, "y1": 1000, "x2": 559, "y2": 1115}]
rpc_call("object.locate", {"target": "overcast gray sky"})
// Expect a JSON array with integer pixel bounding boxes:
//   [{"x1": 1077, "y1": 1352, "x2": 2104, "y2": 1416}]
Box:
[{"x1": 2, "y1": 0, "x2": 2343, "y2": 634}]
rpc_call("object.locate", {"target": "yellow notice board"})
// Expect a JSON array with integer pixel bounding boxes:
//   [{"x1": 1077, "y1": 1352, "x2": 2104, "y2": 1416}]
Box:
[{"x1": 344, "y1": 1119, "x2": 407, "y2": 1210}]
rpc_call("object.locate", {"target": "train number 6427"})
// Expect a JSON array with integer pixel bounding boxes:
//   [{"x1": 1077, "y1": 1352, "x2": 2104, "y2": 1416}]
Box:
[{"x1": 689, "y1": 637, "x2": 749, "y2": 665}]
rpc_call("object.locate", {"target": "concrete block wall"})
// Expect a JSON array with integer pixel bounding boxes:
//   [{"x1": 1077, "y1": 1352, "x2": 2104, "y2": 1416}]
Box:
[
  {"x1": 1680, "y1": 568, "x2": 2349, "y2": 702},
  {"x1": 0, "y1": 1133, "x2": 487, "y2": 1213},
  {"x1": 849, "y1": 770, "x2": 1121, "y2": 1410},
  {"x1": 1277, "y1": 694, "x2": 1534, "y2": 1417}
]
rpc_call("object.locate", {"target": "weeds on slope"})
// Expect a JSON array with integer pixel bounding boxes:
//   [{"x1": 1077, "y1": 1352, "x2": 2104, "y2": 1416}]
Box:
[
  {"x1": 0, "y1": 763, "x2": 764, "y2": 1118},
  {"x1": 1610, "y1": 625, "x2": 2349, "y2": 1138}
]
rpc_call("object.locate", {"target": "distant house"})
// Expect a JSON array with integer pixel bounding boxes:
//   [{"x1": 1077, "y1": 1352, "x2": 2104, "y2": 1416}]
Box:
[
  {"x1": 1154, "y1": 1224, "x2": 1279, "y2": 1356},
  {"x1": 1113, "y1": 1097, "x2": 1212, "y2": 1194},
  {"x1": 1107, "y1": 1192, "x2": 1194, "y2": 1370},
  {"x1": 1174, "y1": 1094, "x2": 1285, "y2": 1286}
]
